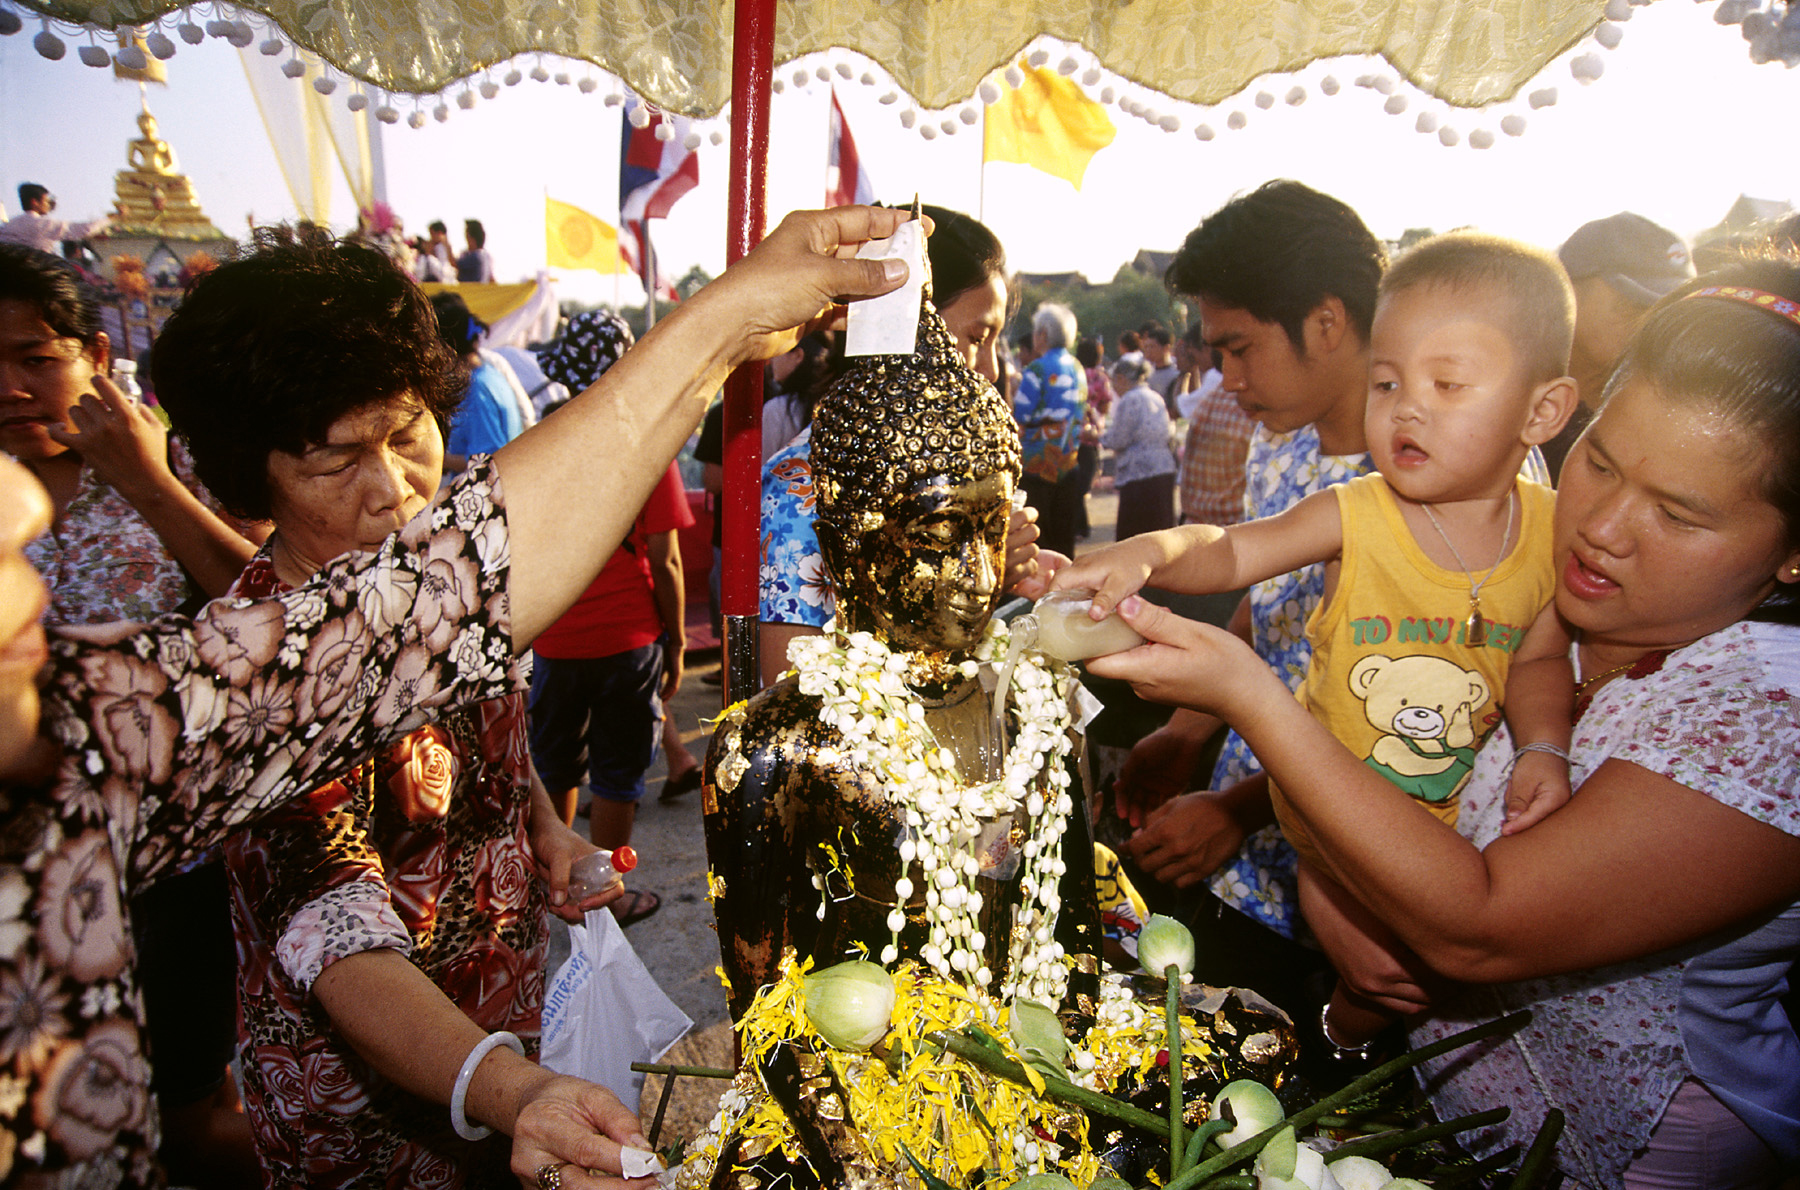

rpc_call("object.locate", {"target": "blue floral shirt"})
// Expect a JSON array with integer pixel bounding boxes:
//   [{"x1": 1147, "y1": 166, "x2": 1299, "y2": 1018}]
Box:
[
  {"x1": 1013, "y1": 347, "x2": 1087, "y2": 482},
  {"x1": 760, "y1": 427, "x2": 834, "y2": 627},
  {"x1": 1208, "y1": 424, "x2": 1373, "y2": 937}
]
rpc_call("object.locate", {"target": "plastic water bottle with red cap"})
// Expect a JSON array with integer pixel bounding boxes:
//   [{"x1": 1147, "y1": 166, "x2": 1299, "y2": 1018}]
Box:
[{"x1": 567, "y1": 845, "x2": 638, "y2": 902}]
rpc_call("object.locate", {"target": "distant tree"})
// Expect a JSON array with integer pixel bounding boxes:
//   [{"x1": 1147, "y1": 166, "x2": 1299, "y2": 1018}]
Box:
[
  {"x1": 1008, "y1": 264, "x2": 1187, "y2": 358},
  {"x1": 676, "y1": 264, "x2": 713, "y2": 299}
]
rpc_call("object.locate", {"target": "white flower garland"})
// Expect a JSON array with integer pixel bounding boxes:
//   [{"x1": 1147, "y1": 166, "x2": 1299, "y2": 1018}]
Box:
[{"x1": 788, "y1": 618, "x2": 1077, "y2": 1005}]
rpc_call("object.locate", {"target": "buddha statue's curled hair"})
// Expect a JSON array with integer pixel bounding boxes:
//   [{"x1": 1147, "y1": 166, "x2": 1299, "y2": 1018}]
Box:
[{"x1": 812, "y1": 298, "x2": 1021, "y2": 534}]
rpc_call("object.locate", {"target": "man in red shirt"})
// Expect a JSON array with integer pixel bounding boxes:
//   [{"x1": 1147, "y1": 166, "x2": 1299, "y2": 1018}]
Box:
[{"x1": 530, "y1": 312, "x2": 693, "y2": 925}]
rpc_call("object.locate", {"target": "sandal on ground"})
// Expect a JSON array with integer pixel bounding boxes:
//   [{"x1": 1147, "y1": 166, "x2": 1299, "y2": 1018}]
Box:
[
  {"x1": 659, "y1": 768, "x2": 702, "y2": 802},
  {"x1": 610, "y1": 888, "x2": 661, "y2": 927}
]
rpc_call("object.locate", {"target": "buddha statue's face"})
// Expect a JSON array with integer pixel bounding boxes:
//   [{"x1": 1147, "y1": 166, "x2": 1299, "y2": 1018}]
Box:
[{"x1": 825, "y1": 469, "x2": 1013, "y2": 658}]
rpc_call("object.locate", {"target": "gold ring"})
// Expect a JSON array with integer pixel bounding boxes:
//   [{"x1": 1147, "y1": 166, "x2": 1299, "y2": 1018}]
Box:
[{"x1": 535, "y1": 1162, "x2": 569, "y2": 1190}]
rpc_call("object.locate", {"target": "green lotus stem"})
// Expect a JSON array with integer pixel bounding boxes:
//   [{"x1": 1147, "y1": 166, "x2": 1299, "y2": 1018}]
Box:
[
  {"x1": 1182, "y1": 1119, "x2": 1233, "y2": 1171},
  {"x1": 1165, "y1": 1010, "x2": 1532, "y2": 1190},
  {"x1": 1508, "y1": 1108, "x2": 1565, "y2": 1189},
  {"x1": 629, "y1": 1061, "x2": 736, "y2": 1079},
  {"x1": 921, "y1": 1029, "x2": 1171, "y2": 1138},
  {"x1": 1423, "y1": 1144, "x2": 1520, "y2": 1187},
  {"x1": 1167, "y1": 964, "x2": 1184, "y2": 1183},
  {"x1": 1194, "y1": 1177, "x2": 1255, "y2": 1190},
  {"x1": 1324, "y1": 1108, "x2": 1509, "y2": 1163}
]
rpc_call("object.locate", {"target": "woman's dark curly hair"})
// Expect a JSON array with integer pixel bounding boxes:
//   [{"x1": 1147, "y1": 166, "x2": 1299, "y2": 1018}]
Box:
[{"x1": 152, "y1": 225, "x2": 465, "y2": 520}]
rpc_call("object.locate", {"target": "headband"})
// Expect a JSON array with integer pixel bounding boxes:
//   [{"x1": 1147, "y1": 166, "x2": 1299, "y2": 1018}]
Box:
[{"x1": 1687, "y1": 285, "x2": 1800, "y2": 330}]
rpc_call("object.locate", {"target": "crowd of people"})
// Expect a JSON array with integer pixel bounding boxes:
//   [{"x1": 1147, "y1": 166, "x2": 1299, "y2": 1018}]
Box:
[{"x1": 1, "y1": 171, "x2": 1797, "y2": 1190}]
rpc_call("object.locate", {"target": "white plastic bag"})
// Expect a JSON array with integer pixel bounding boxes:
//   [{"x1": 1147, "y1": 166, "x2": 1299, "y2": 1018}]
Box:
[{"x1": 540, "y1": 908, "x2": 693, "y2": 1109}]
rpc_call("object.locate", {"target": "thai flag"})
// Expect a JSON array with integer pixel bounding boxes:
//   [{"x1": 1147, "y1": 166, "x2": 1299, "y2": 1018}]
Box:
[
  {"x1": 826, "y1": 88, "x2": 876, "y2": 208},
  {"x1": 619, "y1": 100, "x2": 700, "y2": 298}
]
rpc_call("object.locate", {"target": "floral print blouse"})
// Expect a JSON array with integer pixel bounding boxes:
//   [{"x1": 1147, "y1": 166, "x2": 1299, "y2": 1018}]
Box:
[
  {"x1": 0, "y1": 461, "x2": 522, "y2": 1187},
  {"x1": 223, "y1": 552, "x2": 542, "y2": 1188},
  {"x1": 24, "y1": 440, "x2": 228, "y2": 627},
  {"x1": 760, "y1": 427, "x2": 835, "y2": 630},
  {"x1": 1412, "y1": 620, "x2": 1800, "y2": 1187}
]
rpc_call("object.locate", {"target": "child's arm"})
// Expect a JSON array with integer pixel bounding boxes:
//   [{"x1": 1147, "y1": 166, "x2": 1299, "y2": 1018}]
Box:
[
  {"x1": 1045, "y1": 488, "x2": 1346, "y2": 615},
  {"x1": 1501, "y1": 602, "x2": 1576, "y2": 835}
]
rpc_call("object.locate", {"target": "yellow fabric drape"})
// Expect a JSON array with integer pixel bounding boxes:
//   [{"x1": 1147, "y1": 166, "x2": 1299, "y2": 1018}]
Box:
[
  {"x1": 546, "y1": 197, "x2": 627, "y2": 273},
  {"x1": 238, "y1": 47, "x2": 337, "y2": 223},
  {"x1": 983, "y1": 63, "x2": 1115, "y2": 190},
  {"x1": 419, "y1": 281, "x2": 539, "y2": 325},
  {"x1": 22, "y1": 0, "x2": 1606, "y2": 116}
]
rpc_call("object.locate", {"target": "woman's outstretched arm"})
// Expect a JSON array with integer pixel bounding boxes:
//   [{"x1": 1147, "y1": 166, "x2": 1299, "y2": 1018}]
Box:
[
  {"x1": 1087, "y1": 597, "x2": 1800, "y2": 984},
  {"x1": 497, "y1": 206, "x2": 912, "y2": 650}
]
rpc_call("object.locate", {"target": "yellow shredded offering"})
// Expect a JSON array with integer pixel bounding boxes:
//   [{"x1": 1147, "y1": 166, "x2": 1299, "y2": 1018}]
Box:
[{"x1": 680, "y1": 954, "x2": 1220, "y2": 1190}]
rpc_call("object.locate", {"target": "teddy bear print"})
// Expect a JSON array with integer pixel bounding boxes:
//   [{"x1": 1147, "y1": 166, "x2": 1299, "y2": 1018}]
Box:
[{"x1": 1348, "y1": 653, "x2": 1491, "y2": 815}]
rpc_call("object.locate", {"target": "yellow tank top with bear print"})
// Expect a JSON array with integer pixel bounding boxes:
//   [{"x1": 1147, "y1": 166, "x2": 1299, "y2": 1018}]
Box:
[{"x1": 1297, "y1": 473, "x2": 1557, "y2": 826}]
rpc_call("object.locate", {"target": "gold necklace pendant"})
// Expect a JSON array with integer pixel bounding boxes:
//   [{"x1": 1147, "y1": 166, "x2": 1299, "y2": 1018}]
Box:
[{"x1": 1464, "y1": 598, "x2": 1488, "y2": 647}]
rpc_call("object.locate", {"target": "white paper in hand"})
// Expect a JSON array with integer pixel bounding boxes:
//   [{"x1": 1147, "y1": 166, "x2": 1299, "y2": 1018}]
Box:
[{"x1": 844, "y1": 218, "x2": 927, "y2": 358}]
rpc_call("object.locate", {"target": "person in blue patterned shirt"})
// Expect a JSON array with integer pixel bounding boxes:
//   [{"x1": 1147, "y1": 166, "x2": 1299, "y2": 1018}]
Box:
[{"x1": 1012, "y1": 302, "x2": 1088, "y2": 557}]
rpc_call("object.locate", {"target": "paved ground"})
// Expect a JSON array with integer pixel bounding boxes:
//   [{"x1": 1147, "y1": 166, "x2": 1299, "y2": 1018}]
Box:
[{"x1": 550, "y1": 486, "x2": 1123, "y2": 1146}]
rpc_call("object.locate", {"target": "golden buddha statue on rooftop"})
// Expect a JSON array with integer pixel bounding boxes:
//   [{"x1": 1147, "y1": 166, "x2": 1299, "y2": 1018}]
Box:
[{"x1": 111, "y1": 103, "x2": 224, "y2": 240}]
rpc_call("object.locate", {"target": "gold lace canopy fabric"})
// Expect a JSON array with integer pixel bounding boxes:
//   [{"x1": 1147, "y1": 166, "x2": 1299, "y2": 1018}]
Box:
[{"x1": 19, "y1": 0, "x2": 1604, "y2": 114}]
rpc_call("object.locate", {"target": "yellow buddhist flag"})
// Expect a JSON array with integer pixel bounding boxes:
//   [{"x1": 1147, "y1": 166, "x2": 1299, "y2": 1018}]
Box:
[
  {"x1": 112, "y1": 32, "x2": 167, "y2": 85},
  {"x1": 983, "y1": 64, "x2": 1115, "y2": 190},
  {"x1": 546, "y1": 197, "x2": 627, "y2": 273}
]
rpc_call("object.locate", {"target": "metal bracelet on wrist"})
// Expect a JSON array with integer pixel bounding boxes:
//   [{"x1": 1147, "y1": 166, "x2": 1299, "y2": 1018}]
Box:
[{"x1": 1319, "y1": 1002, "x2": 1374, "y2": 1061}]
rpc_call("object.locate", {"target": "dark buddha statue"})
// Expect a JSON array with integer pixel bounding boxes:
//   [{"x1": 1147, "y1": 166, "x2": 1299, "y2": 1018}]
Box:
[{"x1": 700, "y1": 294, "x2": 1102, "y2": 1189}]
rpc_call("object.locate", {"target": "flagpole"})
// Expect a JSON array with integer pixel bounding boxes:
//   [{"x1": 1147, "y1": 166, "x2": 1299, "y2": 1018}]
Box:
[
  {"x1": 644, "y1": 225, "x2": 658, "y2": 333},
  {"x1": 720, "y1": 0, "x2": 776, "y2": 704},
  {"x1": 977, "y1": 102, "x2": 986, "y2": 224}
]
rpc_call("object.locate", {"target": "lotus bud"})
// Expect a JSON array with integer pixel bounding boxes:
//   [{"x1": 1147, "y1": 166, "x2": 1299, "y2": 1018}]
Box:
[
  {"x1": 1382, "y1": 1182, "x2": 1432, "y2": 1189},
  {"x1": 1007, "y1": 999, "x2": 1070, "y2": 1079},
  {"x1": 1255, "y1": 1126, "x2": 1299, "y2": 1184},
  {"x1": 1137, "y1": 914, "x2": 1195, "y2": 979},
  {"x1": 1327, "y1": 1156, "x2": 1396, "y2": 1190},
  {"x1": 1209, "y1": 1079, "x2": 1284, "y2": 1149},
  {"x1": 802, "y1": 961, "x2": 894, "y2": 1051}
]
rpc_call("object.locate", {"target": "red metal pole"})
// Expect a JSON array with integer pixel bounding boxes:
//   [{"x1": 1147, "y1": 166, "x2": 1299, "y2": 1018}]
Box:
[{"x1": 720, "y1": 0, "x2": 775, "y2": 702}]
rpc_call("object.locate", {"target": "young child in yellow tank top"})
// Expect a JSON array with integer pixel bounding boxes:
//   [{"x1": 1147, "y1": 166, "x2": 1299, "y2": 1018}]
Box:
[{"x1": 1051, "y1": 230, "x2": 1587, "y2": 1050}]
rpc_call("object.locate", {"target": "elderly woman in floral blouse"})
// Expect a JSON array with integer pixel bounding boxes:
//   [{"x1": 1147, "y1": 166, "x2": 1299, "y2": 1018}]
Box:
[
  {"x1": 150, "y1": 227, "x2": 627, "y2": 1188},
  {"x1": 0, "y1": 207, "x2": 915, "y2": 1190}
]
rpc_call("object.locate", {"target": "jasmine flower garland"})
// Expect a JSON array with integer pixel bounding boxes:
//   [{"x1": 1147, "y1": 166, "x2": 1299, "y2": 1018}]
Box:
[{"x1": 787, "y1": 618, "x2": 1077, "y2": 1005}]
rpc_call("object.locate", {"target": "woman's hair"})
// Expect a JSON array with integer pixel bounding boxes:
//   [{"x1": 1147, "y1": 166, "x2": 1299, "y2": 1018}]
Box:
[
  {"x1": 1607, "y1": 252, "x2": 1800, "y2": 624},
  {"x1": 1032, "y1": 302, "x2": 1077, "y2": 352},
  {"x1": 0, "y1": 244, "x2": 104, "y2": 349},
  {"x1": 779, "y1": 330, "x2": 843, "y2": 429},
  {"x1": 919, "y1": 204, "x2": 1006, "y2": 309},
  {"x1": 1110, "y1": 354, "x2": 1153, "y2": 386},
  {"x1": 430, "y1": 291, "x2": 486, "y2": 357},
  {"x1": 1074, "y1": 336, "x2": 1103, "y2": 370},
  {"x1": 152, "y1": 225, "x2": 464, "y2": 521}
]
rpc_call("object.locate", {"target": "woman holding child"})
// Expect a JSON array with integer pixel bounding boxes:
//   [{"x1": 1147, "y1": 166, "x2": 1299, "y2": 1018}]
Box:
[{"x1": 1068, "y1": 256, "x2": 1800, "y2": 1185}]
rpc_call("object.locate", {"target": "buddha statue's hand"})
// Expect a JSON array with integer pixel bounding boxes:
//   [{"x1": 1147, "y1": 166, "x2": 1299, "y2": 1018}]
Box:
[
  {"x1": 692, "y1": 206, "x2": 920, "y2": 369},
  {"x1": 1002, "y1": 504, "x2": 1042, "y2": 594}
]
